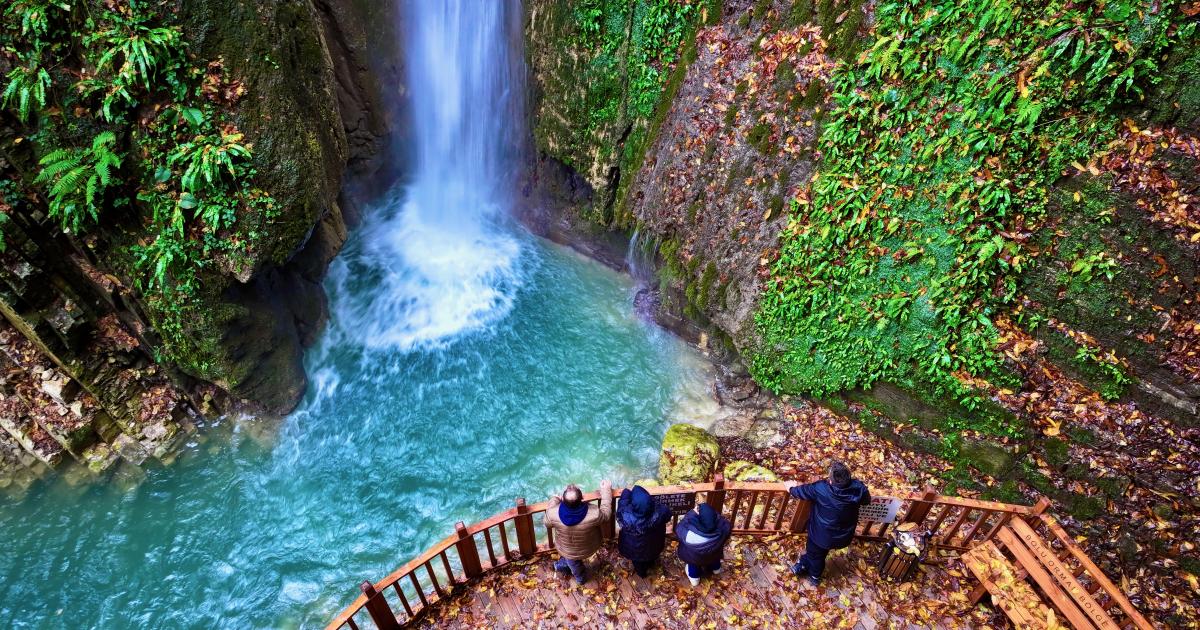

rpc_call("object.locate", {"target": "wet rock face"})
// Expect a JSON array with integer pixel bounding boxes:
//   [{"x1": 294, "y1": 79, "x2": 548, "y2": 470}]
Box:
[
  {"x1": 625, "y1": 0, "x2": 826, "y2": 352},
  {"x1": 0, "y1": 0, "x2": 402, "y2": 481}
]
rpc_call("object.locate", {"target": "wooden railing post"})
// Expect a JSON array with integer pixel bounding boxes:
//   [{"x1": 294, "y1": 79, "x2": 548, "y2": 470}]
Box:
[
  {"x1": 360, "y1": 581, "x2": 401, "y2": 630},
  {"x1": 514, "y1": 498, "x2": 536, "y2": 557},
  {"x1": 902, "y1": 486, "x2": 939, "y2": 524},
  {"x1": 1022, "y1": 495, "x2": 1051, "y2": 527},
  {"x1": 706, "y1": 474, "x2": 726, "y2": 514},
  {"x1": 789, "y1": 498, "x2": 811, "y2": 533},
  {"x1": 454, "y1": 522, "x2": 484, "y2": 578}
]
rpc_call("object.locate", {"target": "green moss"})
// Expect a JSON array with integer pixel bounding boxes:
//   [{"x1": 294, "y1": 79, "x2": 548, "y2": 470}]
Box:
[
  {"x1": 659, "y1": 423, "x2": 720, "y2": 484},
  {"x1": 753, "y1": 0, "x2": 772, "y2": 21},
  {"x1": 980, "y1": 479, "x2": 1024, "y2": 504},
  {"x1": 725, "y1": 459, "x2": 778, "y2": 482},
  {"x1": 788, "y1": 0, "x2": 814, "y2": 26},
  {"x1": 1095, "y1": 475, "x2": 1129, "y2": 500},
  {"x1": 1148, "y1": 45, "x2": 1200, "y2": 128},
  {"x1": 1180, "y1": 555, "x2": 1200, "y2": 577},
  {"x1": 816, "y1": 0, "x2": 837, "y2": 34},
  {"x1": 831, "y1": 0, "x2": 867, "y2": 61},
  {"x1": 737, "y1": 12, "x2": 752, "y2": 29},
  {"x1": 1042, "y1": 438, "x2": 1069, "y2": 469},
  {"x1": 1041, "y1": 328, "x2": 1131, "y2": 401},
  {"x1": 768, "y1": 193, "x2": 786, "y2": 219},
  {"x1": 697, "y1": 261, "x2": 718, "y2": 308},
  {"x1": 1063, "y1": 493, "x2": 1105, "y2": 520},
  {"x1": 800, "y1": 79, "x2": 825, "y2": 108},
  {"x1": 747, "y1": 119, "x2": 774, "y2": 154},
  {"x1": 1066, "y1": 425, "x2": 1098, "y2": 445}
]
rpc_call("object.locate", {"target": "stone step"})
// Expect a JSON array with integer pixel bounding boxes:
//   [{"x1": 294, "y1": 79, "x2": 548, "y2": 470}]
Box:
[{"x1": 0, "y1": 399, "x2": 65, "y2": 467}]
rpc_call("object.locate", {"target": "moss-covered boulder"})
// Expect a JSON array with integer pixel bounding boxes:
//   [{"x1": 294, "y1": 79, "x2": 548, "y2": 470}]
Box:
[
  {"x1": 633, "y1": 478, "x2": 660, "y2": 488},
  {"x1": 658, "y1": 423, "x2": 719, "y2": 485},
  {"x1": 958, "y1": 440, "x2": 1018, "y2": 478},
  {"x1": 723, "y1": 460, "x2": 779, "y2": 482}
]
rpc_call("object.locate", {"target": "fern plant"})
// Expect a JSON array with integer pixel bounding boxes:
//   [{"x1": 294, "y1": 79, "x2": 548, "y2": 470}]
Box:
[
  {"x1": 167, "y1": 130, "x2": 250, "y2": 231},
  {"x1": 1, "y1": 64, "x2": 51, "y2": 122},
  {"x1": 3, "y1": 0, "x2": 73, "y2": 39},
  {"x1": 34, "y1": 131, "x2": 123, "y2": 233},
  {"x1": 82, "y1": 15, "x2": 183, "y2": 121}
]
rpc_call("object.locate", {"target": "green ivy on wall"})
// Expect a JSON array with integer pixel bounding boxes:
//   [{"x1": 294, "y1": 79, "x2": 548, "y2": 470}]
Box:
[{"x1": 752, "y1": 0, "x2": 1194, "y2": 422}]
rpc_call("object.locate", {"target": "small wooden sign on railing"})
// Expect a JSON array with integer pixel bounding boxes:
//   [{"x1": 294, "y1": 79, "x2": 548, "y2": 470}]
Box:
[
  {"x1": 656, "y1": 491, "x2": 697, "y2": 516},
  {"x1": 859, "y1": 496, "x2": 903, "y2": 524}
]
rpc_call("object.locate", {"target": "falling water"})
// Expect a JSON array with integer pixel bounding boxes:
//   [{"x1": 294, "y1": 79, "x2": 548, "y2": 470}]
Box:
[
  {"x1": 0, "y1": 2, "x2": 725, "y2": 628},
  {"x1": 336, "y1": 1, "x2": 527, "y2": 351}
]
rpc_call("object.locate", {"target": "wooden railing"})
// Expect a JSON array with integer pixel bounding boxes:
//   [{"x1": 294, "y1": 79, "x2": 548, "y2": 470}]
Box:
[{"x1": 325, "y1": 477, "x2": 1135, "y2": 630}]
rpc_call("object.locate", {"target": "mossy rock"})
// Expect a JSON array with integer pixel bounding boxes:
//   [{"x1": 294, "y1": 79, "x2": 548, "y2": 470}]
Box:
[
  {"x1": 958, "y1": 439, "x2": 1017, "y2": 478},
  {"x1": 659, "y1": 423, "x2": 720, "y2": 485},
  {"x1": 633, "y1": 478, "x2": 660, "y2": 488},
  {"x1": 723, "y1": 460, "x2": 779, "y2": 482}
]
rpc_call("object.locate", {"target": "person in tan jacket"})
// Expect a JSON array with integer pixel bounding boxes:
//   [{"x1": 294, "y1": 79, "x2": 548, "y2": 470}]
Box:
[{"x1": 544, "y1": 480, "x2": 612, "y2": 584}]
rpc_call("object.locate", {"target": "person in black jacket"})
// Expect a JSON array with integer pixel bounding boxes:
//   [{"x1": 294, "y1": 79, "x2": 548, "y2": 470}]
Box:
[
  {"x1": 784, "y1": 461, "x2": 871, "y2": 585},
  {"x1": 616, "y1": 485, "x2": 672, "y2": 577},
  {"x1": 674, "y1": 503, "x2": 733, "y2": 587}
]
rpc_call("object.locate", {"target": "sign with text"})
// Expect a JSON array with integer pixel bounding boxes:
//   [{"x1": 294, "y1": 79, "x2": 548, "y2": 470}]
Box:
[
  {"x1": 858, "y1": 497, "x2": 903, "y2": 524},
  {"x1": 656, "y1": 492, "x2": 698, "y2": 516}
]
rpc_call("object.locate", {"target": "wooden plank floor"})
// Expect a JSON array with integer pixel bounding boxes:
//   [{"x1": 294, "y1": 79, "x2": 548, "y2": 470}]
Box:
[{"x1": 415, "y1": 535, "x2": 1004, "y2": 629}]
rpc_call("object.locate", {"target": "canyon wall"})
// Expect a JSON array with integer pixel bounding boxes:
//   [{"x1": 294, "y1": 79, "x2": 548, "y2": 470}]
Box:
[
  {"x1": 0, "y1": 0, "x2": 398, "y2": 488},
  {"x1": 525, "y1": 0, "x2": 1198, "y2": 524}
]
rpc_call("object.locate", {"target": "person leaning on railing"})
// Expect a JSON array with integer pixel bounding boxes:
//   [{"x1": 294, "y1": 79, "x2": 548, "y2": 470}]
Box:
[
  {"x1": 545, "y1": 480, "x2": 613, "y2": 584},
  {"x1": 674, "y1": 503, "x2": 733, "y2": 588},
  {"x1": 615, "y1": 485, "x2": 672, "y2": 577},
  {"x1": 784, "y1": 461, "x2": 871, "y2": 586}
]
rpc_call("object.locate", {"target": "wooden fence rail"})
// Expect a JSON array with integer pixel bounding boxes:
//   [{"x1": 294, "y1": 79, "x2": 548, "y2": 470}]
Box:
[{"x1": 324, "y1": 478, "x2": 1136, "y2": 630}]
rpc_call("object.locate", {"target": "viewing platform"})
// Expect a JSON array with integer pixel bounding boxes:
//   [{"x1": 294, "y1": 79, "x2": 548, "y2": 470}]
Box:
[{"x1": 326, "y1": 478, "x2": 1152, "y2": 629}]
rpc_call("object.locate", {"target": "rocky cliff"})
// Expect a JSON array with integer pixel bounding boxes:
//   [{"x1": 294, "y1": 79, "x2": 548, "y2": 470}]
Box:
[
  {"x1": 525, "y1": 0, "x2": 1199, "y2": 604},
  {"x1": 0, "y1": 0, "x2": 397, "y2": 488}
]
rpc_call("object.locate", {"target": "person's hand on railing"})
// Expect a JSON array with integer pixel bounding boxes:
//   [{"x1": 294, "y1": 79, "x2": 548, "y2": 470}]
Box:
[
  {"x1": 784, "y1": 480, "x2": 799, "y2": 491},
  {"x1": 600, "y1": 479, "x2": 612, "y2": 494}
]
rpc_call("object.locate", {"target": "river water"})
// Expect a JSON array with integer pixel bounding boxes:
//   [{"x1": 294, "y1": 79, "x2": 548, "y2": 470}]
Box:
[{"x1": 0, "y1": 1, "x2": 719, "y2": 627}]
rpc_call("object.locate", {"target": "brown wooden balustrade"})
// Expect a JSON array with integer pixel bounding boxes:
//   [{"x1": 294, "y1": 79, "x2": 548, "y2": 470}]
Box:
[{"x1": 325, "y1": 476, "x2": 1144, "y2": 630}]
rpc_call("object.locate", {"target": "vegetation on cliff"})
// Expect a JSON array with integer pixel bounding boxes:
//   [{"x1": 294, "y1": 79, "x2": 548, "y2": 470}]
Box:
[
  {"x1": 0, "y1": 0, "x2": 273, "y2": 374},
  {"x1": 753, "y1": 0, "x2": 1195, "y2": 422},
  {"x1": 527, "y1": 0, "x2": 717, "y2": 222}
]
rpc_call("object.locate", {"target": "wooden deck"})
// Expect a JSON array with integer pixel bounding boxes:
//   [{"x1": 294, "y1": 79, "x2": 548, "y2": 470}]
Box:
[{"x1": 413, "y1": 536, "x2": 998, "y2": 629}]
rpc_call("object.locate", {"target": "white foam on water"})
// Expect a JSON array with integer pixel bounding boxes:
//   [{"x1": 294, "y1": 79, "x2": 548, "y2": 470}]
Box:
[{"x1": 327, "y1": 0, "x2": 528, "y2": 355}]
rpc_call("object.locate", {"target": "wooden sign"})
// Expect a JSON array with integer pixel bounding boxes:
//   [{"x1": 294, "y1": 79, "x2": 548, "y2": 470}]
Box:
[
  {"x1": 858, "y1": 496, "x2": 903, "y2": 524},
  {"x1": 656, "y1": 492, "x2": 698, "y2": 516}
]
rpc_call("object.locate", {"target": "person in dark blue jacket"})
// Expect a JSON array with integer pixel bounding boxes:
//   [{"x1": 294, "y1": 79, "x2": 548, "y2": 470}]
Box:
[
  {"x1": 674, "y1": 503, "x2": 733, "y2": 587},
  {"x1": 784, "y1": 461, "x2": 871, "y2": 585},
  {"x1": 616, "y1": 485, "x2": 672, "y2": 577}
]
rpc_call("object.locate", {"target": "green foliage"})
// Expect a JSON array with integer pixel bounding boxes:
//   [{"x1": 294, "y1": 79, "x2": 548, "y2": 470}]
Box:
[
  {"x1": 34, "y1": 131, "x2": 122, "y2": 233},
  {"x1": 753, "y1": 0, "x2": 1192, "y2": 415},
  {"x1": 561, "y1": 0, "x2": 705, "y2": 223},
  {"x1": 2, "y1": 64, "x2": 50, "y2": 122},
  {"x1": 0, "y1": 1, "x2": 273, "y2": 375},
  {"x1": 80, "y1": 13, "x2": 184, "y2": 122}
]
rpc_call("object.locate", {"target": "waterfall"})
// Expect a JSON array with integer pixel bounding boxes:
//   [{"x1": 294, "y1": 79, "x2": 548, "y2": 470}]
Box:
[{"x1": 329, "y1": 0, "x2": 529, "y2": 352}]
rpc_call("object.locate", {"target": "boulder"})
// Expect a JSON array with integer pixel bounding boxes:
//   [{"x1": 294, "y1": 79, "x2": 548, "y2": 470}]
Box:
[
  {"x1": 724, "y1": 460, "x2": 779, "y2": 482},
  {"x1": 959, "y1": 439, "x2": 1018, "y2": 478},
  {"x1": 112, "y1": 434, "x2": 148, "y2": 466},
  {"x1": 658, "y1": 423, "x2": 719, "y2": 485}
]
